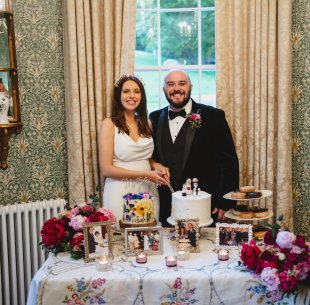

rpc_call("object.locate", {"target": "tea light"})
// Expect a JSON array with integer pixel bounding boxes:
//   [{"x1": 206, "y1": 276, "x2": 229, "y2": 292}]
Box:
[
  {"x1": 96, "y1": 255, "x2": 112, "y2": 271},
  {"x1": 218, "y1": 249, "x2": 229, "y2": 261},
  {"x1": 176, "y1": 247, "x2": 190, "y2": 261},
  {"x1": 165, "y1": 255, "x2": 177, "y2": 267},
  {"x1": 136, "y1": 252, "x2": 147, "y2": 264}
]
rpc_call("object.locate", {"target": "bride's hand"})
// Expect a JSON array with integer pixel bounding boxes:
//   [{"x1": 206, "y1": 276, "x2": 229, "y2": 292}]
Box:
[
  {"x1": 148, "y1": 170, "x2": 169, "y2": 185},
  {"x1": 152, "y1": 163, "x2": 170, "y2": 183}
]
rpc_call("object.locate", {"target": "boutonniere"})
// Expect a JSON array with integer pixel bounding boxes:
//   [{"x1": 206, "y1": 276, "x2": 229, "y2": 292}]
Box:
[{"x1": 186, "y1": 110, "x2": 202, "y2": 129}]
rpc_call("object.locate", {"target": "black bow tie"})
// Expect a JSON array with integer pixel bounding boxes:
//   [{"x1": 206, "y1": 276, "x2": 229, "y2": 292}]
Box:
[{"x1": 168, "y1": 109, "x2": 187, "y2": 120}]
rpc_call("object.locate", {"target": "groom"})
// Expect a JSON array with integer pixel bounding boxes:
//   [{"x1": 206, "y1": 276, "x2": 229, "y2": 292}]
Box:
[{"x1": 150, "y1": 69, "x2": 239, "y2": 226}]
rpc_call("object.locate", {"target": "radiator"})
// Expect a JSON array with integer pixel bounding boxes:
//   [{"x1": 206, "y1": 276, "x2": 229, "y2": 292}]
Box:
[{"x1": 0, "y1": 198, "x2": 66, "y2": 305}]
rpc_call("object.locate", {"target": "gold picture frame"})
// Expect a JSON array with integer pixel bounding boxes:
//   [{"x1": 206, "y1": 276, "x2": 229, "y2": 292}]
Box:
[
  {"x1": 175, "y1": 218, "x2": 200, "y2": 253},
  {"x1": 125, "y1": 226, "x2": 163, "y2": 256},
  {"x1": 83, "y1": 221, "x2": 113, "y2": 262}
]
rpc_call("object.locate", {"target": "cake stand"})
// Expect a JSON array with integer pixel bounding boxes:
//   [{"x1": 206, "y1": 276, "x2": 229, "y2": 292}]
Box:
[
  {"x1": 223, "y1": 190, "x2": 273, "y2": 222},
  {"x1": 167, "y1": 217, "x2": 213, "y2": 227}
]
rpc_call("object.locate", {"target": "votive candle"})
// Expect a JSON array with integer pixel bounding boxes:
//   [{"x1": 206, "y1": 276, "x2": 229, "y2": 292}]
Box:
[
  {"x1": 136, "y1": 252, "x2": 147, "y2": 264},
  {"x1": 218, "y1": 249, "x2": 229, "y2": 261},
  {"x1": 165, "y1": 255, "x2": 177, "y2": 267},
  {"x1": 96, "y1": 255, "x2": 112, "y2": 271}
]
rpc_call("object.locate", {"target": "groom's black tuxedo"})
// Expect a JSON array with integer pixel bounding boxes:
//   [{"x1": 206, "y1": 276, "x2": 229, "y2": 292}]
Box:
[{"x1": 150, "y1": 100, "x2": 239, "y2": 226}]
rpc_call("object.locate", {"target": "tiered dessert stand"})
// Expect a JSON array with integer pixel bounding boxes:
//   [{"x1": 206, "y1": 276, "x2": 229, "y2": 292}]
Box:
[{"x1": 223, "y1": 190, "x2": 273, "y2": 222}]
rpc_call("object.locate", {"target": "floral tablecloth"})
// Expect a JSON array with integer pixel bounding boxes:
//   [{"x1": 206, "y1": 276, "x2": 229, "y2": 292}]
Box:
[{"x1": 26, "y1": 229, "x2": 309, "y2": 305}]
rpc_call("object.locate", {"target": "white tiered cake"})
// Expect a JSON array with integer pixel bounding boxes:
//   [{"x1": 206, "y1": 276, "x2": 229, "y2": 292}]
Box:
[{"x1": 167, "y1": 191, "x2": 213, "y2": 227}]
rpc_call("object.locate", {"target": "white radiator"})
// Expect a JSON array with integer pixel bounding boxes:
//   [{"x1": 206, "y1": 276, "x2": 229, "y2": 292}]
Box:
[{"x1": 0, "y1": 198, "x2": 66, "y2": 305}]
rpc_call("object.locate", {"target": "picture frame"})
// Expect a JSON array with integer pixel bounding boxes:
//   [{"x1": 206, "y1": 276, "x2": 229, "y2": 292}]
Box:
[
  {"x1": 175, "y1": 218, "x2": 200, "y2": 253},
  {"x1": 83, "y1": 221, "x2": 113, "y2": 262},
  {"x1": 125, "y1": 226, "x2": 163, "y2": 256},
  {"x1": 215, "y1": 223, "x2": 253, "y2": 249}
]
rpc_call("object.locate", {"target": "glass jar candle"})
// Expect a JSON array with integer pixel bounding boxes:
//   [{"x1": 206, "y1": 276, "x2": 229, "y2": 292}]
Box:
[
  {"x1": 96, "y1": 255, "x2": 113, "y2": 271},
  {"x1": 218, "y1": 249, "x2": 229, "y2": 261},
  {"x1": 136, "y1": 251, "x2": 147, "y2": 264},
  {"x1": 165, "y1": 255, "x2": 177, "y2": 267}
]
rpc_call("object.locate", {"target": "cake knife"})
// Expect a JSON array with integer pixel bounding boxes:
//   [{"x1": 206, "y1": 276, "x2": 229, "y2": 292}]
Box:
[{"x1": 167, "y1": 182, "x2": 174, "y2": 193}]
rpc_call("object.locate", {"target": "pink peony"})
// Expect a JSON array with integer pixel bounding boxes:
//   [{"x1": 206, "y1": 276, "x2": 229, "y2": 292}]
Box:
[
  {"x1": 293, "y1": 262, "x2": 310, "y2": 280},
  {"x1": 69, "y1": 215, "x2": 86, "y2": 231},
  {"x1": 276, "y1": 231, "x2": 296, "y2": 249},
  {"x1": 97, "y1": 207, "x2": 116, "y2": 224},
  {"x1": 260, "y1": 267, "x2": 280, "y2": 291}
]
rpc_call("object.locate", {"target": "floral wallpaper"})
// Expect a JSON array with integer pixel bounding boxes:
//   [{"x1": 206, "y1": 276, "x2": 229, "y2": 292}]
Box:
[
  {"x1": 0, "y1": 0, "x2": 67, "y2": 204},
  {"x1": 292, "y1": 0, "x2": 310, "y2": 240},
  {"x1": 0, "y1": 0, "x2": 308, "y2": 240}
]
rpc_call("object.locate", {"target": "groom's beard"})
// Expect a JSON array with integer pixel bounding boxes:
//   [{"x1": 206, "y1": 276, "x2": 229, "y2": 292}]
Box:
[{"x1": 164, "y1": 88, "x2": 192, "y2": 109}]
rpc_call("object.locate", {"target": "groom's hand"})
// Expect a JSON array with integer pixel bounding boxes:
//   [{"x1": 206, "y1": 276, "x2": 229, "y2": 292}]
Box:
[
  {"x1": 153, "y1": 163, "x2": 170, "y2": 183},
  {"x1": 212, "y1": 208, "x2": 226, "y2": 222}
]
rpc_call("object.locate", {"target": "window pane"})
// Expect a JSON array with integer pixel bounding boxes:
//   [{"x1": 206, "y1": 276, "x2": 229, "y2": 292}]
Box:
[
  {"x1": 187, "y1": 70, "x2": 199, "y2": 101},
  {"x1": 161, "y1": 12, "x2": 198, "y2": 65},
  {"x1": 137, "y1": 0, "x2": 157, "y2": 9},
  {"x1": 201, "y1": 0, "x2": 215, "y2": 7},
  {"x1": 201, "y1": 10, "x2": 215, "y2": 64},
  {"x1": 138, "y1": 71, "x2": 160, "y2": 113},
  {"x1": 160, "y1": 0, "x2": 197, "y2": 9},
  {"x1": 135, "y1": 11, "x2": 158, "y2": 66},
  {"x1": 201, "y1": 70, "x2": 216, "y2": 106}
]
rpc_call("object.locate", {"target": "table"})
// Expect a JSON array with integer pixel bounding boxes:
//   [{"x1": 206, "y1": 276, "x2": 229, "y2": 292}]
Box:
[{"x1": 27, "y1": 229, "x2": 309, "y2": 305}]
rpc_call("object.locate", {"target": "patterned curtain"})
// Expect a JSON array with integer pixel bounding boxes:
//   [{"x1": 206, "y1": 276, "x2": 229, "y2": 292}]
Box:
[
  {"x1": 216, "y1": 0, "x2": 293, "y2": 229},
  {"x1": 63, "y1": 0, "x2": 136, "y2": 204}
]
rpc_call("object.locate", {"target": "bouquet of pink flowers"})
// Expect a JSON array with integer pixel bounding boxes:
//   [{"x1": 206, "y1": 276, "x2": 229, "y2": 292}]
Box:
[
  {"x1": 40, "y1": 195, "x2": 116, "y2": 259},
  {"x1": 240, "y1": 228, "x2": 310, "y2": 297}
]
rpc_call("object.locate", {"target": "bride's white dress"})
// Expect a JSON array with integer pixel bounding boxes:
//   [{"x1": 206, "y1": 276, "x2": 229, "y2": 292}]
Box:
[{"x1": 103, "y1": 126, "x2": 159, "y2": 228}]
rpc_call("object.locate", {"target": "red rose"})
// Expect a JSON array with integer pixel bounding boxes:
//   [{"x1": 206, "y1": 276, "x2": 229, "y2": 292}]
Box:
[
  {"x1": 279, "y1": 272, "x2": 297, "y2": 292},
  {"x1": 71, "y1": 232, "x2": 84, "y2": 246},
  {"x1": 41, "y1": 217, "x2": 66, "y2": 247},
  {"x1": 294, "y1": 235, "x2": 306, "y2": 248},
  {"x1": 240, "y1": 240, "x2": 262, "y2": 270},
  {"x1": 264, "y1": 229, "x2": 278, "y2": 245},
  {"x1": 82, "y1": 205, "x2": 95, "y2": 215},
  {"x1": 86, "y1": 211, "x2": 109, "y2": 223}
]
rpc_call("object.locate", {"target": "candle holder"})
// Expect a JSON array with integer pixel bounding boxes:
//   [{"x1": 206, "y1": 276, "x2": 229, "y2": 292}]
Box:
[
  {"x1": 136, "y1": 251, "x2": 147, "y2": 264},
  {"x1": 218, "y1": 249, "x2": 229, "y2": 261},
  {"x1": 176, "y1": 245, "x2": 190, "y2": 261},
  {"x1": 95, "y1": 254, "x2": 113, "y2": 271},
  {"x1": 165, "y1": 255, "x2": 177, "y2": 267}
]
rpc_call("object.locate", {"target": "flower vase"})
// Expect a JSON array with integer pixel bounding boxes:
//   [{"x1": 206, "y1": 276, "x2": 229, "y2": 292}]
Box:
[{"x1": 0, "y1": 92, "x2": 10, "y2": 124}]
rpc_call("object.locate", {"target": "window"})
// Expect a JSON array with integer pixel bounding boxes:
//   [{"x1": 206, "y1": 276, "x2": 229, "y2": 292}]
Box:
[{"x1": 135, "y1": 0, "x2": 216, "y2": 113}]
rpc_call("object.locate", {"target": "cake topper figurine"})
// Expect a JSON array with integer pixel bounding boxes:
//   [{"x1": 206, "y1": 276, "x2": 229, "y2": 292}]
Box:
[{"x1": 192, "y1": 178, "x2": 199, "y2": 196}]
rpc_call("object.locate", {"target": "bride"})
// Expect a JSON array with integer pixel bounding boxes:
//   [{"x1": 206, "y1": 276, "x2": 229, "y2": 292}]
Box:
[{"x1": 98, "y1": 75, "x2": 170, "y2": 228}]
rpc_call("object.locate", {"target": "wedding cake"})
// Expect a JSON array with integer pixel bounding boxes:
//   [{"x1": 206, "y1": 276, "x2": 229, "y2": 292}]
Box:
[
  {"x1": 167, "y1": 178, "x2": 213, "y2": 227},
  {"x1": 119, "y1": 192, "x2": 157, "y2": 228}
]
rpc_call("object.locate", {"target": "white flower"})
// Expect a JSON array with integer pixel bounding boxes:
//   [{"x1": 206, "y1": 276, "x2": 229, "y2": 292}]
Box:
[
  {"x1": 277, "y1": 252, "x2": 286, "y2": 261},
  {"x1": 291, "y1": 246, "x2": 303, "y2": 254},
  {"x1": 276, "y1": 231, "x2": 296, "y2": 249}
]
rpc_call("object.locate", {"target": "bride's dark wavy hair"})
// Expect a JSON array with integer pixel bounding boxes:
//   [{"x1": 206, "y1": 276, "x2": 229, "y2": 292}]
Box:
[{"x1": 111, "y1": 75, "x2": 152, "y2": 138}]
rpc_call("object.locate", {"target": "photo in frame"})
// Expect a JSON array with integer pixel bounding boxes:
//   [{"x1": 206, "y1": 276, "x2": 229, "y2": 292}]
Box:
[
  {"x1": 83, "y1": 221, "x2": 113, "y2": 262},
  {"x1": 125, "y1": 226, "x2": 163, "y2": 256},
  {"x1": 216, "y1": 223, "x2": 253, "y2": 249},
  {"x1": 175, "y1": 218, "x2": 200, "y2": 253}
]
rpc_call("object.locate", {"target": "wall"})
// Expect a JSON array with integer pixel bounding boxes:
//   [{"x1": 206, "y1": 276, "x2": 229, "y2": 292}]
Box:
[
  {"x1": 292, "y1": 0, "x2": 310, "y2": 240},
  {"x1": 0, "y1": 0, "x2": 68, "y2": 204}
]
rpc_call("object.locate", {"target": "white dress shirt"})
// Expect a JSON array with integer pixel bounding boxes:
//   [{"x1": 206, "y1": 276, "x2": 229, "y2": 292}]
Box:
[{"x1": 168, "y1": 100, "x2": 192, "y2": 143}]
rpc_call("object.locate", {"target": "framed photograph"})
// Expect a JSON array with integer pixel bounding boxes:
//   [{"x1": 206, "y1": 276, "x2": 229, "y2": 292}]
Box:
[
  {"x1": 216, "y1": 223, "x2": 253, "y2": 249},
  {"x1": 83, "y1": 221, "x2": 113, "y2": 262},
  {"x1": 175, "y1": 218, "x2": 200, "y2": 253},
  {"x1": 125, "y1": 226, "x2": 163, "y2": 256}
]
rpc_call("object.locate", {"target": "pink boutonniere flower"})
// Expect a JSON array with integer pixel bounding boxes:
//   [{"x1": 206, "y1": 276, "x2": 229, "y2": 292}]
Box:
[{"x1": 187, "y1": 111, "x2": 202, "y2": 129}]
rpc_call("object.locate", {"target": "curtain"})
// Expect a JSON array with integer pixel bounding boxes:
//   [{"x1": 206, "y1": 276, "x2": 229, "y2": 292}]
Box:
[
  {"x1": 63, "y1": 0, "x2": 136, "y2": 204},
  {"x1": 216, "y1": 0, "x2": 293, "y2": 229}
]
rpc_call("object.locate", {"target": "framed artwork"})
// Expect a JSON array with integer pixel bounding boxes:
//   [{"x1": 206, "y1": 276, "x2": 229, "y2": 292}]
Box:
[
  {"x1": 83, "y1": 221, "x2": 113, "y2": 262},
  {"x1": 215, "y1": 223, "x2": 253, "y2": 249},
  {"x1": 175, "y1": 218, "x2": 200, "y2": 253},
  {"x1": 125, "y1": 226, "x2": 163, "y2": 256}
]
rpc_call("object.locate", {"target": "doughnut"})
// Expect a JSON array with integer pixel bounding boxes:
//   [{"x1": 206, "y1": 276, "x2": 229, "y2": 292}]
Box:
[
  {"x1": 239, "y1": 211, "x2": 254, "y2": 219},
  {"x1": 246, "y1": 191, "x2": 262, "y2": 198},
  {"x1": 254, "y1": 208, "x2": 269, "y2": 218},
  {"x1": 239, "y1": 185, "x2": 256, "y2": 193},
  {"x1": 231, "y1": 191, "x2": 246, "y2": 199}
]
